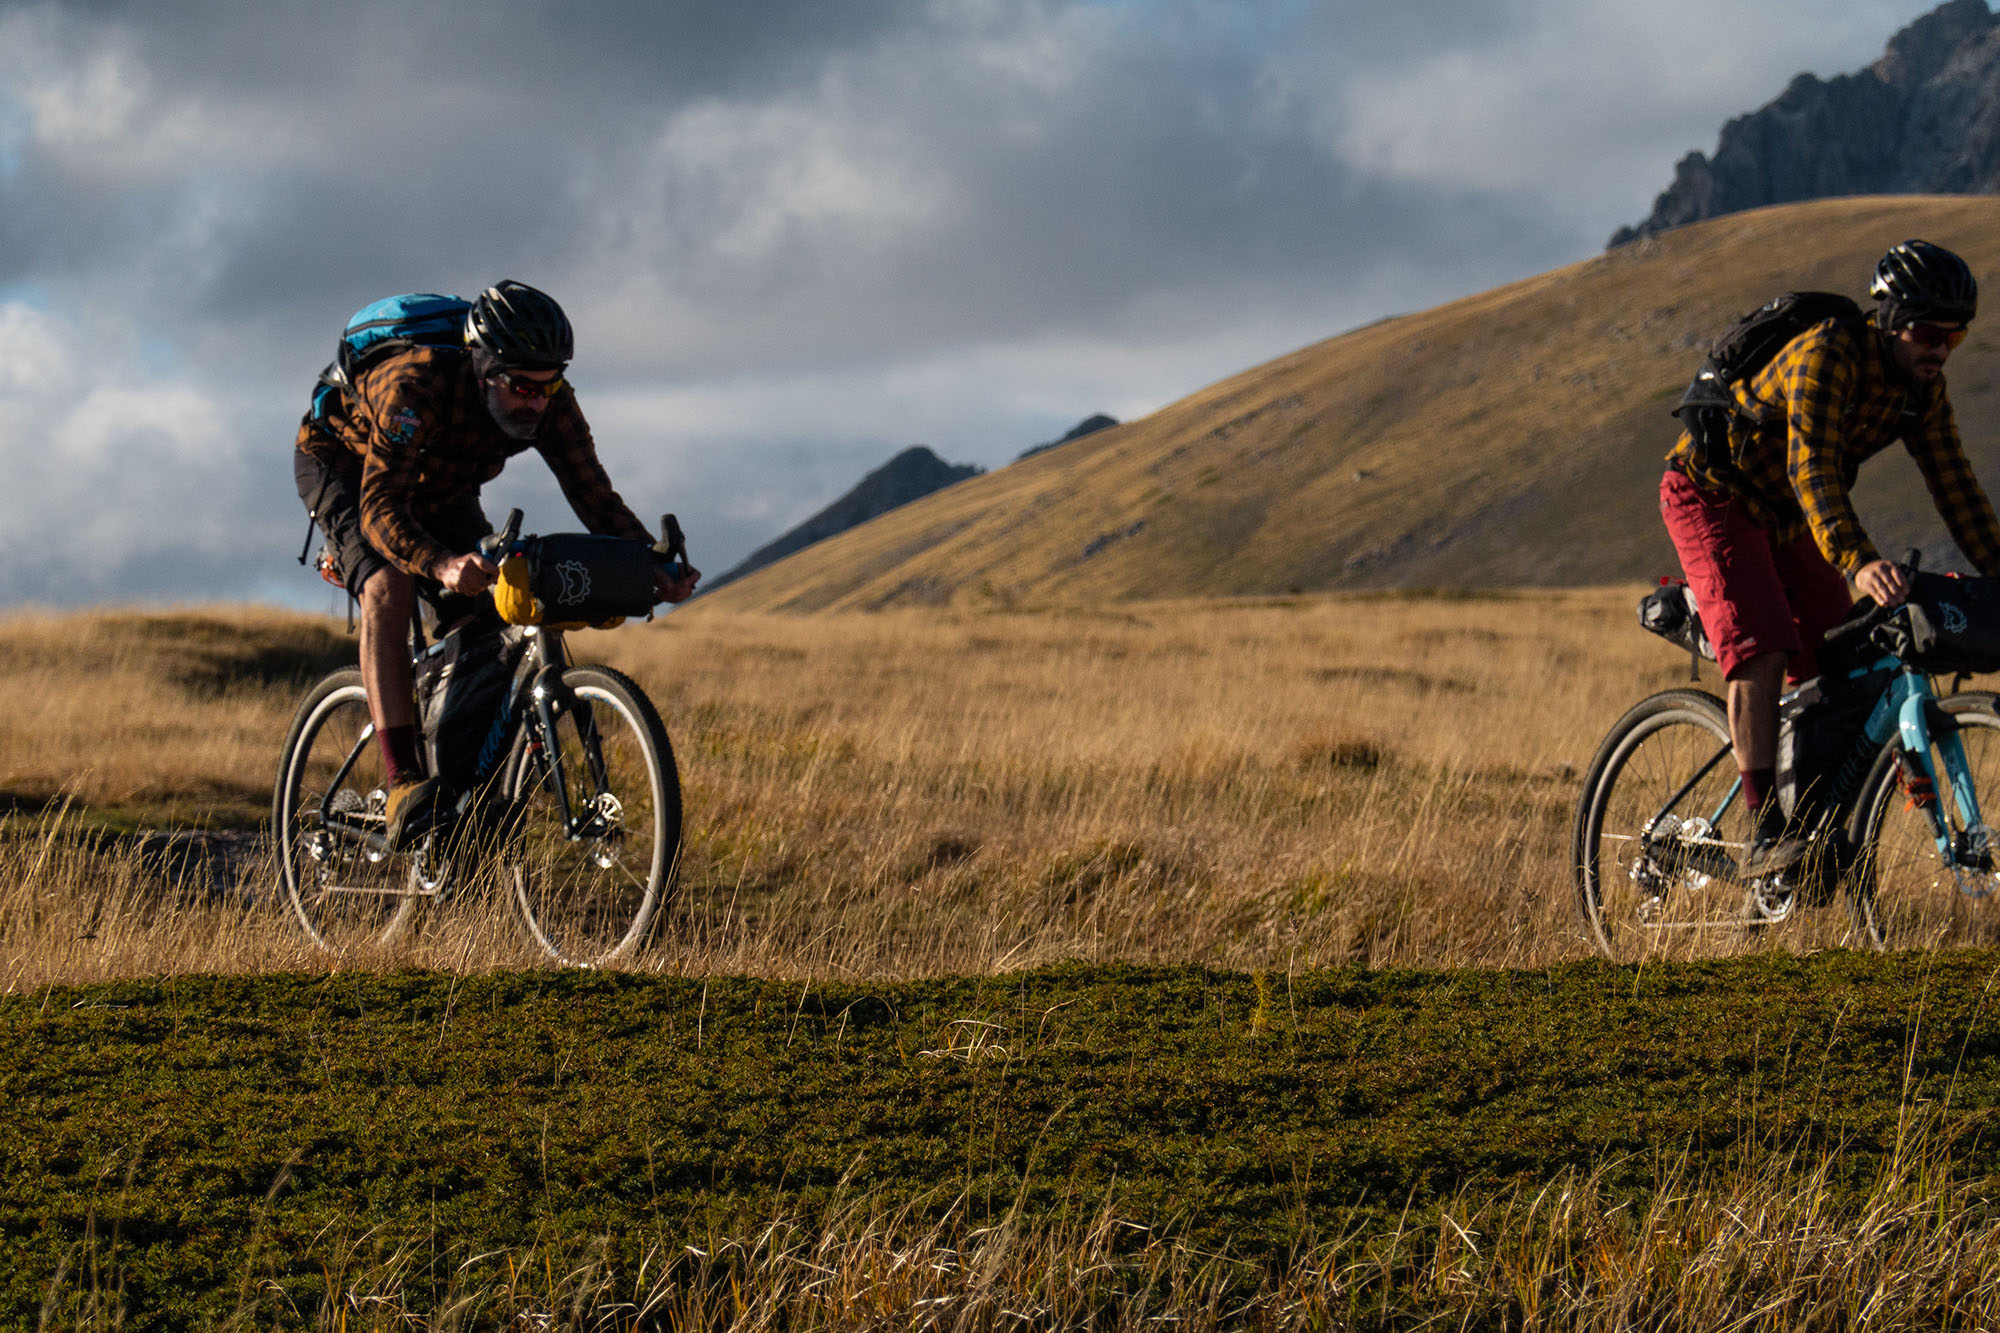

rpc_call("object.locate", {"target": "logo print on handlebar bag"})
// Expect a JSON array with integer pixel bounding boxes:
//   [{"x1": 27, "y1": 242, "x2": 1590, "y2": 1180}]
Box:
[{"x1": 555, "y1": 559, "x2": 592, "y2": 606}]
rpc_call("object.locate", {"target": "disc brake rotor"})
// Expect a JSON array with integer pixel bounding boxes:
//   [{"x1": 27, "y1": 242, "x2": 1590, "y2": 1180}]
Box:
[{"x1": 1951, "y1": 823, "x2": 2000, "y2": 899}]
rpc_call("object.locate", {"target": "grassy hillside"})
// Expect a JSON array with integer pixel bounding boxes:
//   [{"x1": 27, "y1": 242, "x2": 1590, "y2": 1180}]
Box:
[
  {"x1": 702, "y1": 196, "x2": 2000, "y2": 612},
  {"x1": 10, "y1": 956, "x2": 2000, "y2": 1328}
]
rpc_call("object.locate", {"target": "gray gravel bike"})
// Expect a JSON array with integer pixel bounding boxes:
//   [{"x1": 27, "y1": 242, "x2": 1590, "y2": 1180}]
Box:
[
  {"x1": 273, "y1": 513, "x2": 684, "y2": 965},
  {"x1": 1573, "y1": 577, "x2": 2000, "y2": 958}
]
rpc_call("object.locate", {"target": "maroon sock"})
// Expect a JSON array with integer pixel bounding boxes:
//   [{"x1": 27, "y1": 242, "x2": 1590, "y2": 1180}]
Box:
[
  {"x1": 378, "y1": 724, "x2": 425, "y2": 788},
  {"x1": 1740, "y1": 767, "x2": 1774, "y2": 811}
]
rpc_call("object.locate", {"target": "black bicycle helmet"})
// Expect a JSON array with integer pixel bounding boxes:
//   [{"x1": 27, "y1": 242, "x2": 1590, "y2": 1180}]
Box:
[
  {"x1": 464, "y1": 280, "x2": 573, "y2": 368},
  {"x1": 1870, "y1": 239, "x2": 1977, "y2": 328}
]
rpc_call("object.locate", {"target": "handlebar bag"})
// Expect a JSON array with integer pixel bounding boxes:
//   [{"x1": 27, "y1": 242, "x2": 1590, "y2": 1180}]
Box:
[
  {"x1": 493, "y1": 533, "x2": 658, "y2": 629},
  {"x1": 1878, "y1": 570, "x2": 2000, "y2": 674}
]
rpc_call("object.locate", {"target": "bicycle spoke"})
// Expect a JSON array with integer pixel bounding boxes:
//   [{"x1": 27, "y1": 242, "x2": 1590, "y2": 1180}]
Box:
[
  {"x1": 504, "y1": 666, "x2": 680, "y2": 965},
  {"x1": 1576, "y1": 690, "x2": 1762, "y2": 958},
  {"x1": 1848, "y1": 698, "x2": 2000, "y2": 949},
  {"x1": 274, "y1": 672, "x2": 422, "y2": 951}
]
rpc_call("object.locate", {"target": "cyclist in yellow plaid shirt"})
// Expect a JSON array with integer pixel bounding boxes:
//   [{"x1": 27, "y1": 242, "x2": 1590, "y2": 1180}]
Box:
[{"x1": 1662, "y1": 240, "x2": 2000, "y2": 876}]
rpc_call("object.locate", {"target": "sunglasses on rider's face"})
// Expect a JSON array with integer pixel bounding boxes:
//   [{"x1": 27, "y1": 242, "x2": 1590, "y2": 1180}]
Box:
[
  {"x1": 488, "y1": 370, "x2": 566, "y2": 400},
  {"x1": 1903, "y1": 321, "x2": 1969, "y2": 350}
]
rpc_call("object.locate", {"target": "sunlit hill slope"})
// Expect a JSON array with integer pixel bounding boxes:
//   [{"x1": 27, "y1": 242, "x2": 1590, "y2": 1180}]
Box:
[{"x1": 702, "y1": 196, "x2": 2000, "y2": 612}]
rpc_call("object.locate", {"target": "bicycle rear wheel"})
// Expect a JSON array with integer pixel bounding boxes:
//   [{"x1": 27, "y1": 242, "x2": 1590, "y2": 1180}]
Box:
[
  {"x1": 1573, "y1": 689, "x2": 1759, "y2": 958},
  {"x1": 1846, "y1": 693, "x2": 2000, "y2": 950},
  {"x1": 272, "y1": 669, "x2": 423, "y2": 950},
  {"x1": 503, "y1": 664, "x2": 681, "y2": 965}
]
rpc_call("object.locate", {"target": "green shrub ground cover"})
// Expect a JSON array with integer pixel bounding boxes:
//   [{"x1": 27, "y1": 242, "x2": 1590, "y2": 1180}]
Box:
[{"x1": 5, "y1": 952, "x2": 2000, "y2": 1326}]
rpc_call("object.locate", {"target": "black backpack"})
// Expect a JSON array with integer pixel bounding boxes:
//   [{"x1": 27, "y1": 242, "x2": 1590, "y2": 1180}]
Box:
[
  {"x1": 1673, "y1": 291, "x2": 1866, "y2": 420},
  {"x1": 1672, "y1": 292, "x2": 1867, "y2": 476}
]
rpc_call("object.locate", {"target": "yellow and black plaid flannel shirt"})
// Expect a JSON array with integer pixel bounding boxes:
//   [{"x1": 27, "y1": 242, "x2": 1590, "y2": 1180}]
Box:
[
  {"x1": 297, "y1": 346, "x2": 650, "y2": 578},
  {"x1": 1666, "y1": 316, "x2": 2000, "y2": 577}
]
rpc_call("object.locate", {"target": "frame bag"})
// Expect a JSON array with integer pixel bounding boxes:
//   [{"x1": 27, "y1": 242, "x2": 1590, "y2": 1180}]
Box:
[
  {"x1": 1776, "y1": 667, "x2": 1895, "y2": 822},
  {"x1": 416, "y1": 623, "x2": 532, "y2": 790}
]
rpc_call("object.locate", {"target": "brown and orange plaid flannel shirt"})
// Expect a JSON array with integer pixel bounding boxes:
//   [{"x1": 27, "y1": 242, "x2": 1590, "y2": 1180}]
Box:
[
  {"x1": 1666, "y1": 316, "x2": 2000, "y2": 577},
  {"x1": 297, "y1": 346, "x2": 651, "y2": 578}
]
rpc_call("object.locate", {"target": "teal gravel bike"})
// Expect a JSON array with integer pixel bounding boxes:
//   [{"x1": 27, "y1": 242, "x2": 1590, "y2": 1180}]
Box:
[{"x1": 1573, "y1": 565, "x2": 2000, "y2": 958}]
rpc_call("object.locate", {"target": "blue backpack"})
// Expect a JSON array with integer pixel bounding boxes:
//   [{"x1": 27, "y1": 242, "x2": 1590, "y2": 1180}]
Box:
[{"x1": 306, "y1": 292, "x2": 472, "y2": 428}]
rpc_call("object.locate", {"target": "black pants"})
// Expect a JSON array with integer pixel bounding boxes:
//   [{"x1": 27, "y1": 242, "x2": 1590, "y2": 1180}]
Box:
[{"x1": 294, "y1": 450, "x2": 493, "y2": 625}]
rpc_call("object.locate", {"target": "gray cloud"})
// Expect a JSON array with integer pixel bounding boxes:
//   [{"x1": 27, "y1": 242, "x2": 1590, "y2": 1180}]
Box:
[{"x1": 0, "y1": 0, "x2": 1955, "y2": 606}]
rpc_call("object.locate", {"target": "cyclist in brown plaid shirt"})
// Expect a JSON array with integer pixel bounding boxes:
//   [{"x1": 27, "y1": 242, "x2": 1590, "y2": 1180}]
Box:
[
  {"x1": 294, "y1": 281, "x2": 700, "y2": 845},
  {"x1": 1661, "y1": 240, "x2": 2000, "y2": 876}
]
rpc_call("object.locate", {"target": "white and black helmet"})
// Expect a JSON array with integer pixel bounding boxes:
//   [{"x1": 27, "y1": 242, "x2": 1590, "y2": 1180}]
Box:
[
  {"x1": 464, "y1": 280, "x2": 573, "y2": 369},
  {"x1": 1870, "y1": 240, "x2": 1977, "y2": 328}
]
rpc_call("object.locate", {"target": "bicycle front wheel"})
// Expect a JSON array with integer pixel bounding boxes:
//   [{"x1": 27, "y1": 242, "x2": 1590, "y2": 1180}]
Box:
[
  {"x1": 272, "y1": 669, "x2": 422, "y2": 951},
  {"x1": 503, "y1": 664, "x2": 681, "y2": 965},
  {"x1": 1573, "y1": 688, "x2": 1755, "y2": 958},
  {"x1": 1846, "y1": 693, "x2": 2000, "y2": 950}
]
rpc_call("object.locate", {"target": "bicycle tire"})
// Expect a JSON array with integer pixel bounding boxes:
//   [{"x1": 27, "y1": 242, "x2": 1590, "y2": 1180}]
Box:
[
  {"x1": 1845, "y1": 692, "x2": 2000, "y2": 950},
  {"x1": 502, "y1": 663, "x2": 682, "y2": 965},
  {"x1": 1573, "y1": 688, "x2": 1760, "y2": 959},
  {"x1": 272, "y1": 668, "x2": 423, "y2": 950}
]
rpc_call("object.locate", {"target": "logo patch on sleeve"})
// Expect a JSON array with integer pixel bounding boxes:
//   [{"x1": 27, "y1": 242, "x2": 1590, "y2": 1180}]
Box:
[{"x1": 386, "y1": 407, "x2": 423, "y2": 444}]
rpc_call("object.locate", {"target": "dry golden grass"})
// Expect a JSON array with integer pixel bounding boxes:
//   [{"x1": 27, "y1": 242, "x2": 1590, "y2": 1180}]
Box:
[
  {"x1": 629, "y1": 591, "x2": 1624, "y2": 976},
  {"x1": 0, "y1": 607, "x2": 349, "y2": 830},
  {"x1": 12, "y1": 590, "x2": 1995, "y2": 988}
]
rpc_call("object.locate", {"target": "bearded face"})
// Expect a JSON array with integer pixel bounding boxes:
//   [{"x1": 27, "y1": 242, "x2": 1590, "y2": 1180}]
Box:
[
  {"x1": 483, "y1": 378, "x2": 545, "y2": 439},
  {"x1": 479, "y1": 365, "x2": 564, "y2": 439}
]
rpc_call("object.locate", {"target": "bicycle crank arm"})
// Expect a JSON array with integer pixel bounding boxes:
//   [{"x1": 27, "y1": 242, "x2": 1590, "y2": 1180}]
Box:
[
  {"x1": 319, "y1": 880, "x2": 443, "y2": 899},
  {"x1": 318, "y1": 813, "x2": 389, "y2": 854}
]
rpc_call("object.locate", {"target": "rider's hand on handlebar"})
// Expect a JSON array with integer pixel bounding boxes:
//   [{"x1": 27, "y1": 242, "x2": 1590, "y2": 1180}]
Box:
[
  {"x1": 433, "y1": 551, "x2": 500, "y2": 596},
  {"x1": 1855, "y1": 558, "x2": 1911, "y2": 608},
  {"x1": 655, "y1": 562, "x2": 701, "y2": 605}
]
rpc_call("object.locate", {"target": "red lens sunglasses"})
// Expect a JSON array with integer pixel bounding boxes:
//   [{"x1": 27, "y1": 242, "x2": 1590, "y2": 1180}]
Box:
[
  {"x1": 489, "y1": 370, "x2": 567, "y2": 400},
  {"x1": 1905, "y1": 322, "x2": 1969, "y2": 350}
]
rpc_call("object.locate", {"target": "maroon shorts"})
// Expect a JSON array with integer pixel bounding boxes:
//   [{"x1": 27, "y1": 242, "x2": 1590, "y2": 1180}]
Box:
[{"x1": 1659, "y1": 468, "x2": 1853, "y2": 682}]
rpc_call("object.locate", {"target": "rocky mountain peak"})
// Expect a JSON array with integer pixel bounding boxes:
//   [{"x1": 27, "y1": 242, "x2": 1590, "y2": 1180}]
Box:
[
  {"x1": 703, "y1": 445, "x2": 983, "y2": 592},
  {"x1": 1610, "y1": 0, "x2": 2000, "y2": 247},
  {"x1": 1877, "y1": 0, "x2": 1994, "y2": 82}
]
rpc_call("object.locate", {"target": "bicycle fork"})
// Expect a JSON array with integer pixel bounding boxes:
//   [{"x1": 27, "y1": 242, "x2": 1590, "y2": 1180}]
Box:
[
  {"x1": 1882, "y1": 675, "x2": 1997, "y2": 897},
  {"x1": 523, "y1": 664, "x2": 620, "y2": 844}
]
